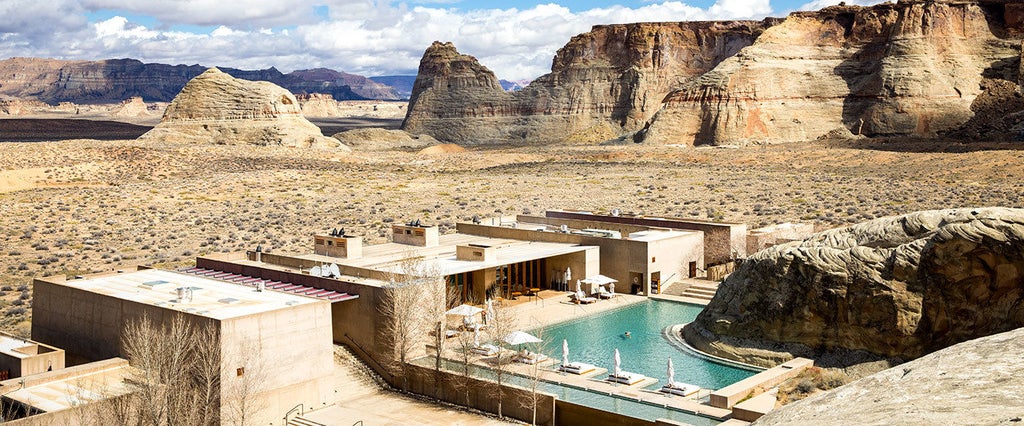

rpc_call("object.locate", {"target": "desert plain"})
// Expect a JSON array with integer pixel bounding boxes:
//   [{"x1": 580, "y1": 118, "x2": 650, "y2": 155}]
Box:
[{"x1": 2, "y1": 111, "x2": 1023, "y2": 340}]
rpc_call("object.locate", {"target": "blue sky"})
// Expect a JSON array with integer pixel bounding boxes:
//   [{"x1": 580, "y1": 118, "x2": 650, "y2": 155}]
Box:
[{"x1": 2, "y1": 0, "x2": 885, "y2": 80}]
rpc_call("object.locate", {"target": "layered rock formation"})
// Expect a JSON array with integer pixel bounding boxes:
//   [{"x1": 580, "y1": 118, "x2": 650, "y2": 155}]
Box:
[
  {"x1": 755, "y1": 327, "x2": 1024, "y2": 425},
  {"x1": 685, "y1": 207, "x2": 1024, "y2": 368},
  {"x1": 0, "y1": 58, "x2": 398, "y2": 104},
  {"x1": 402, "y1": 21, "x2": 777, "y2": 144},
  {"x1": 139, "y1": 68, "x2": 341, "y2": 148},
  {"x1": 642, "y1": 1, "x2": 1024, "y2": 145},
  {"x1": 298, "y1": 93, "x2": 343, "y2": 117},
  {"x1": 110, "y1": 97, "x2": 151, "y2": 118}
]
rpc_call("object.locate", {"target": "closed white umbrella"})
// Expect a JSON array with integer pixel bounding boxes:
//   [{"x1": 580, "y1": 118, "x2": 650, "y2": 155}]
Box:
[
  {"x1": 562, "y1": 339, "x2": 569, "y2": 366},
  {"x1": 473, "y1": 327, "x2": 480, "y2": 347},
  {"x1": 485, "y1": 299, "x2": 495, "y2": 324},
  {"x1": 667, "y1": 357, "x2": 676, "y2": 388},
  {"x1": 503, "y1": 331, "x2": 542, "y2": 346},
  {"x1": 564, "y1": 267, "x2": 572, "y2": 283},
  {"x1": 614, "y1": 348, "x2": 622, "y2": 377},
  {"x1": 575, "y1": 280, "x2": 582, "y2": 294}
]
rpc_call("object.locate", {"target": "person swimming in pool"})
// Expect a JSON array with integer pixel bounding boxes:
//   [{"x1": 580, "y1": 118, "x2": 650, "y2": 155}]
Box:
[{"x1": 624, "y1": 331, "x2": 631, "y2": 338}]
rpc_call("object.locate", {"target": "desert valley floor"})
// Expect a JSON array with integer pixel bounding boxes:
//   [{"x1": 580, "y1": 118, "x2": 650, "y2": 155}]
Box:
[{"x1": 2, "y1": 126, "x2": 1024, "y2": 336}]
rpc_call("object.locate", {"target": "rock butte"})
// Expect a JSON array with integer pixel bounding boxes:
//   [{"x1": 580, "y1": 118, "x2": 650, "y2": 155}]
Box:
[
  {"x1": 139, "y1": 68, "x2": 343, "y2": 149},
  {"x1": 685, "y1": 207, "x2": 1024, "y2": 368},
  {"x1": 404, "y1": 1, "x2": 1024, "y2": 146}
]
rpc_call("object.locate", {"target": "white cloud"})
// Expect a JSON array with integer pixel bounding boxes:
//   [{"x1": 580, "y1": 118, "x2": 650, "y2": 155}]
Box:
[{"x1": 0, "y1": 1, "x2": 823, "y2": 82}]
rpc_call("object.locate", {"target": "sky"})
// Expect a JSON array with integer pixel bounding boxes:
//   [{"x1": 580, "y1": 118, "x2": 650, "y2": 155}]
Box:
[{"x1": 0, "y1": 0, "x2": 887, "y2": 81}]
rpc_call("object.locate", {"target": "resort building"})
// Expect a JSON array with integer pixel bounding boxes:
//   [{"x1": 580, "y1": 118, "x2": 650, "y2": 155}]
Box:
[
  {"x1": 30, "y1": 268, "x2": 335, "y2": 425},
  {"x1": 0, "y1": 332, "x2": 64, "y2": 380}
]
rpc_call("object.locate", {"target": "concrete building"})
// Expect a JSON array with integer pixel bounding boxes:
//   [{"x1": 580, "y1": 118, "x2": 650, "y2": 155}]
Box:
[
  {"x1": 31, "y1": 268, "x2": 335, "y2": 425},
  {"x1": 747, "y1": 222, "x2": 816, "y2": 255},
  {"x1": 0, "y1": 332, "x2": 64, "y2": 380},
  {"x1": 543, "y1": 209, "x2": 747, "y2": 267},
  {"x1": 458, "y1": 216, "x2": 704, "y2": 295}
]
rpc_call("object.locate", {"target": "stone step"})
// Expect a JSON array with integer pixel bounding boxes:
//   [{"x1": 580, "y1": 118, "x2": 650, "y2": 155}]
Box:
[
  {"x1": 682, "y1": 289, "x2": 718, "y2": 298},
  {"x1": 288, "y1": 416, "x2": 327, "y2": 426}
]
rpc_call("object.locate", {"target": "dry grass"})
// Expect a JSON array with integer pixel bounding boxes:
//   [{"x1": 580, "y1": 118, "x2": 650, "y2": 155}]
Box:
[
  {"x1": 776, "y1": 367, "x2": 851, "y2": 405},
  {"x1": 2, "y1": 134, "x2": 1023, "y2": 334}
]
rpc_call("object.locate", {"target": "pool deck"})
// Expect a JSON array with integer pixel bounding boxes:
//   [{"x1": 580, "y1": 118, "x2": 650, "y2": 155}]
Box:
[{"x1": 443, "y1": 291, "x2": 734, "y2": 421}]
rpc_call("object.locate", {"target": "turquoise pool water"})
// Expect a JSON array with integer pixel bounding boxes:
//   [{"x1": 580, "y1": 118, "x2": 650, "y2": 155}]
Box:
[{"x1": 535, "y1": 299, "x2": 756, "y2": 390}]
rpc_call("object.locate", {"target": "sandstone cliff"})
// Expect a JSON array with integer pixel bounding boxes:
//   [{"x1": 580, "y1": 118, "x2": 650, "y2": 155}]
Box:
[
  {"x1": 139, "y1": 68, "x2": 342, "y2": 148},
  {"x1": 755, "y1": 327, "x2": 1024, "y2": 425},
  {"x1": 0, "y1": 58, "x2": 398, "y2": 103},
  {"x1": 402, "y1": 21, "x2": 777, "y2": 144},
  {"x1": 685, "y1": 207, "x2": 1024, "y2": 368},
  {"x1": 642, "y1": 1, "x2": 1024, "y2": 145}
]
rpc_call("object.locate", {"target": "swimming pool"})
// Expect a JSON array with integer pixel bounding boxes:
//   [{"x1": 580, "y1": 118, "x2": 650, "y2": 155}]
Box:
[{"x1": 535, "y1": 299, "x2": 756, "y2": 390}]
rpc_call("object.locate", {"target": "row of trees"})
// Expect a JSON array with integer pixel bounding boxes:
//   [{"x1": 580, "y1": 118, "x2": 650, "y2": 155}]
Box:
[{"x1": 378, "y1": 255, "x2": 547, "y2": 423}]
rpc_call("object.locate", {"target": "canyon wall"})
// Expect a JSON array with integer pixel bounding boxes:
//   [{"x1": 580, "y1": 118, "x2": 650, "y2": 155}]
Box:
[
  {"x1": 0, "y1": 58, "x2": 398, "y2": 104},
  {"x1": 642, "y1": 1, "x2": 1024, "y2": 145},
  {"x1": 402, "y1": 21, "x2": 777, "y2": 144},
  {"x1": 405, "y1": 1, "x2": 1024, "y2": 146},
  {"x1": 684, "y1": 207, "x2": 1024, "y2": 368}
]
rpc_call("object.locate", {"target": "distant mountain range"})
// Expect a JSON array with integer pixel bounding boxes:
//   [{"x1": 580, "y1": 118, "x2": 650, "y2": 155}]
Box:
[
  {"x1": 0, "y1": 57, "x2": 530, "y2": 105},
  {"x1": 371, "y1": 75, "x2": 530, "y2": 99},
  {"x1": 0, "y1": 57, "x2": 399, "y2": 104}
]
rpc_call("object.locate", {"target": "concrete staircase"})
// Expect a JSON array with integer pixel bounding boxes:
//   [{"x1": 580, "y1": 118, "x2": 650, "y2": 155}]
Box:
[
  {"x1": 287, "y1": 416, "x2": 327, "y2": 426},
  {"x1": 680, "y1": 281, "x2": 720, "y2": 302},
  {"x1": 660, "y1": 279, "x2": 721, "y2": 304}
]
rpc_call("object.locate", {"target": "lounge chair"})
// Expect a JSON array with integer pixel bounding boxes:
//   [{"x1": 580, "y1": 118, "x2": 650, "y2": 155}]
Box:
[
  {"x1": 514, "y1": 350, "x2": 550, "y2": 365},
  {"x1": 462, "y1": 316, "x2": 485, "y2": 331},
  {"x1": 470, "y1": 344, "x2": 499, "y2": 356},
  {"x1": 445, "y1": 329, "x2": 460, "y2": 338},
  {"x1": 597, "y1": 285, "x2": 615, "y2": 299},
  {"x1": 558, "y1": 362, "x2": 597, "y2": 375},
  {"x1": 573, "y1": 290, "x2": 597, "y2": 304},
  {"x1": 607, "y1": 371, "x2": 646, "y2": 385},
  {"x1": 660, "y1": 382, "x2": 700, "y2": 397}
]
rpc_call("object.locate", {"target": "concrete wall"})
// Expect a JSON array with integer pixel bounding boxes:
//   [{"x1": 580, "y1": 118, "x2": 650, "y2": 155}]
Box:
[
  {"x1": 544, "y1": 210, "x2": 747, "y2": 266},
  {"x1": 220, "y1": 302, "x2": 334, "y2": 425},
  {"x1": 555, "y1": 401, "x2": 653, "y2": 426},
  {"x1": 746, "y1": 223, "x2": 815, "y2": 255},
  {"x1": 405, "y1": 364, "x2": 556, "y2": 426}
]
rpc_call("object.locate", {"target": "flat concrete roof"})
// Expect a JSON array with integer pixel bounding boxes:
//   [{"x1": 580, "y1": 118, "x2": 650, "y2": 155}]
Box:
[
  {"x1": 299, "y1": 234, "x2": 595, "y2": 277},
  {"x1": 510, "y1": 220, "x2": 698, "y2": 242},
  {"x1": 49, "y1": 268, "x2": 319, "y2": 320},
  {"x1": 3, "y1": 359, "x2": 133, "y2": 413},
  {"x1": 0, "y1": 335, "x2": 36, "y2": 359}
]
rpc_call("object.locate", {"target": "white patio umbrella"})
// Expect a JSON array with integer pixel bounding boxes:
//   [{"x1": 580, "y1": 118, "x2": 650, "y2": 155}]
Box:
[
  {"x1": 575, "y1": 280, "x2": 582, "y2": 294},
  {"x1": 667, "y1": 357, "x2": 676, "y2": 388},
  {"x1": 446, "y1": 304, "x2": 484, "y2": 317},
  {"x1": 485, "y1": 299, "x2": 495, "y2": 324},
  {"x1": 473, "y1": 327, "x2": 480, "y2": 347},
  {"x1": 503, "y1": 331, "x2": 542, "y2": 346},
  {"x1": 562, "y1": 339, "x2": 569, "y2": 366},
  {"x1": 564, "y1": 267, "x2": 572, "y2": 283},
  {"x1": 614, "y1": 348, "x2": 622, "y2": 377}
]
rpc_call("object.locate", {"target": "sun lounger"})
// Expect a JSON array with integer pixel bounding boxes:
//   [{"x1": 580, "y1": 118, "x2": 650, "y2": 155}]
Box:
[
  {"x1": 607, "y1": 371, "x2": 646, "y2": 385},
  {"x1": 515, "y1": 351, "x2": 550, "y2": 365},
  {"x1": 597, "y1": 286, "x2": 615, "y2": 299},
  {"x1": 445, "y1": 329, "x2": 459, "y2": 338},
  {"x1": 558, "y1": 362, "x2": 597, "y2": 375},
  {"x1": 573, "y1": 290, "x2": 597, "y2": 304},
  {"x1": 471, "y1": 344, "x2": 499, "y2": 356},
  {"x1": 660, "y1": 382, "x2": 700, "y2": 397}
]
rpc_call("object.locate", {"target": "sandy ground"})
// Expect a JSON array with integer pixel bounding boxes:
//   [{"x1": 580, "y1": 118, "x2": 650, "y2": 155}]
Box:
[{"x1": 1, "y1": 131, "x2": 1023, "y2": 335}]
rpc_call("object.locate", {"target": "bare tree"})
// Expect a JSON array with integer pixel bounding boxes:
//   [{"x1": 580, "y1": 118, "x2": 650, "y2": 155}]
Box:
[
  {"x1": 485, "y1": 300, "x2": 519, "y2": 419},
  {"x1": 520, "y1": 326, "x2": 546, "y2": 426},
  {"x1": 117, "y1": 314, "x2": 234, "y2": 426},
  {"x1": 221, "y1": 338, "x2": 267, "y2": 426},
  {"x1": 377, "y1": 253, "x2": 437, "y2": 391},
  {"x1": 420, "y1": 271, "x2": 460, "y2": 400}
]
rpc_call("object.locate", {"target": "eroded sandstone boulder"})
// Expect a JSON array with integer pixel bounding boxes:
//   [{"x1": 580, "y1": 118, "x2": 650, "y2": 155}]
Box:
[
  {"x1": 140, "y1": 68, "x2": 341, "y2": 148},
  {"x1": 642, "y1": 1, "x2": 1024, "y2": 146},
  {"x1": 685, "y1": 207, "x2": 1024, "y2": 368},
  {"x1": 754, "y1": 327, "x2": 1024, "y2": 425}
]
